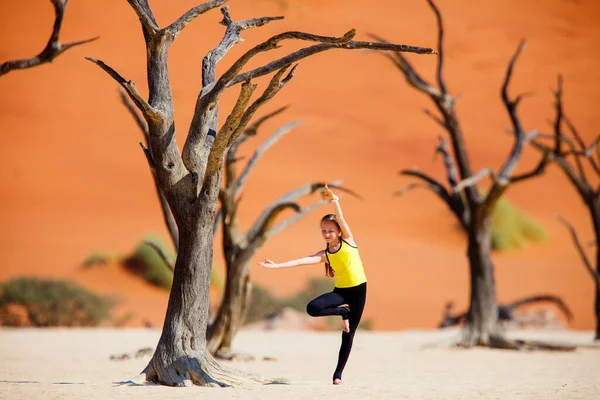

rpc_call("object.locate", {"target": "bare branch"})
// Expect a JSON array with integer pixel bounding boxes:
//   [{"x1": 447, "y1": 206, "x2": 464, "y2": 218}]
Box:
[
  {"x1": 119, "y1": 90, "x2": 179, "y2": 250},
  {"x1": 557, "y1": 215, "x2": 600, "y2": 289},
  {"x1": 267, "y1": 199, "x2": 329, "y2": 240},
  {"x1": 424, "y1": 109, "x2": 446, "y2": 129},
  {"x1": 120, "y1": 84, "x2": 184, "y2": 251},
  {"x1": 247, "y1": 202, "x2": 301, "y2": 243},
  {"x1": 234, "y1": 121, "x2": 301, "y2": 196},
  {"x1": 202, "y1": 80, "x2": 257, "y2": 197},
  {"x1": 225, "y1": 106, "x2": 290, "y2": 186},
  {"x1": 496, "y1": 40, "x2": 527, "y2": 184},
  {"x1": 453, "y1": 168, "x2": 495, "y2": 193},
  {"x1": 203, "y1": 65, "x2": 296, "y2": 198},
  {"x1": 143, "y1": 240, "x2": 175, "y2": 271},
  {"x1": 483, "y1": 41, "x2": 530, "y2": 213},
  {"x1": 367, "y1": 33, "x2": 438, "y2": 96},
  {"x1": 228, "y1": 38, "x2": 437, "y2": 90},
  {"x1": 119, "y1": 89, "x2": 149, "y2": 139},
  {"x1": 563, "y1": 117, "x2": 600, "y2": 177},
  {"x1": 233, "y1": 106, "x2": 290, "y2": 149},
  {"x1": 435, "y1": 136, "x2": 459, "y2": 188},
  {"x1": 166, "y1": 0, "x2": 229, "y2": 38},
  {"x1": 247, "y1": 180, "x2": 350, "y2": 238},
  {"x1": 511, "y1": 147, "x2": 551, "y2": 183},
  {"x1": 183, "y1": 10, "x2": 285, "y2": 177},
  {"x1": 400, "y1": 170, "x2": 455, "y2": 203},
  {"x1": 139, "y1": 142, "x2": 155, "y2": 171},
  {"x1": 399, "y1": 169, "x2": 467, "y2": 227},
  {"x1": 228, "y1": 65, "x2": 297, "y2": 148},
  {"x1": 198, "y1": 30, "x2": 358, "y2": 119},
  {"x1": 393, "y1": 182, "x2": 431, "y2": 197},
  {"x1": 85, "y1": 57, "x2": 159, "y2": 121},
  {"x1": 553, "y1": 75, "x2": 564, "y2": 155},
  {"x1": 0, "y1": 0, "x2": 99, "y2": 76},
  {"x1": 425, "y1": 0, "x2": 447, "y2": 94},
  {"x1": 187, "y1": 28, "x2": 435, "y2": 183},
  {"x1": 126, "y1": 0, "x2": 159, "y2": 37}
]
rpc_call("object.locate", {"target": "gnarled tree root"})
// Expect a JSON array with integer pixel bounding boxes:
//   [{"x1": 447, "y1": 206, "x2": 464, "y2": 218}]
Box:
[
  {"x1": 487, "y1": 335, "x2": 576, "y2": 351},
  {"x1": 115, "y1": 351, "x2": 288, "y2": 387}
]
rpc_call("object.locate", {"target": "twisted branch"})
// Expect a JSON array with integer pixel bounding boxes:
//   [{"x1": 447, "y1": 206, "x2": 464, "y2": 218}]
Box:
[
  {"x1": 0, "y1": 0, "x2": 98, "y2": 76},
  {"x1": 557, "y1": 215, "x2": 600, "y2": 289},
  {"x1": 119, "y1": 90, "x2": 179, "y2": 251}
]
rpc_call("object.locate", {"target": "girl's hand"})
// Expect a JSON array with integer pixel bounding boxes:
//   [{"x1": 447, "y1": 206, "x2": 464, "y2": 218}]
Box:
[
  {"x1": 323, "y1": 184, "x2": 338, "y2": 202},
  {"x1": 258, "y1": 259, "x2": 277, "y2": 268}
]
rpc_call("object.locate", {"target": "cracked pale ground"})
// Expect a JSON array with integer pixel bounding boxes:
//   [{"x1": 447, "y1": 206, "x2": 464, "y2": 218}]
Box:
[{"x1": 0, "y1": 328, "x2": 598, "y2": 399}]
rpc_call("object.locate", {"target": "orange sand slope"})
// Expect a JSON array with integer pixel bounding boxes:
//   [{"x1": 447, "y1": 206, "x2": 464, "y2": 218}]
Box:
[{"x1": 1, "y1": 0, "x2": 599, "y2": 330}]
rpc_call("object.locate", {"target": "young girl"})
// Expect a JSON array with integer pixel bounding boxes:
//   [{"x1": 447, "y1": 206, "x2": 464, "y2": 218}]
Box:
[{"x1": 258, "y1": 185, "x2": 367, "y2": 385}]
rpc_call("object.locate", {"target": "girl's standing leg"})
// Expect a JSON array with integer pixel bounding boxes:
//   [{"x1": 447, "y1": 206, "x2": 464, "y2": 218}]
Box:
[
  {"x1": 306, "y1": 291, "x2": 350, "y2": 318},
  {"x1": 332, "y1": 282, "x2": 367, "y2": 383}
]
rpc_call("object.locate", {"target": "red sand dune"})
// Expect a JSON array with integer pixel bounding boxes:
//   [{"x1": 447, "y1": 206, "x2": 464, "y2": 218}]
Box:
[{"x1": 1, "y1": 0, "x2": 599, "y2": 330}]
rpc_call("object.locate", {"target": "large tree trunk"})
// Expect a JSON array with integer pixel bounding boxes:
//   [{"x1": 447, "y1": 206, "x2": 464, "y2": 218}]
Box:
[
  {"x1": 144, "y1": 208, "x2": 219, "y2": 386},
  {"x1": 590, "y1": 199, "x2": 600, "y2": 340},
  {"x1": 142, "y1": 202, "x2": 266, "y2": 386},
  {"x1": 462, "y1": 216, "x2": 499, "y2": 346},
  {"x1": 207, "y1": 257, "x2": 253, "y2": 357}
]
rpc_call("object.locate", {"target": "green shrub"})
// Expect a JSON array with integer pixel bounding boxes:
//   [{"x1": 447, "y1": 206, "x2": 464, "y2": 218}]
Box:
[
  {"x1": 82, "y1": 251, "x2": 114, "y2": 268},
  {"x1": 122, "y1": 235, "x2": 174, "y2": 290},
  {"x1": 491, "y1": 196, "x2": 547, "y2": 251},
  {"x1": 0, "y1": 277, "x2": 115, "y2": 327}
]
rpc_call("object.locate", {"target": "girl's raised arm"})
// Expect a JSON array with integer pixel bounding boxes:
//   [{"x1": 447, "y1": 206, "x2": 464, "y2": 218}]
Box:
[
  {"x1": 258, "y1": 250, "x2": 326, "y2": 269},
  {"x1": 323, "y1": 184, "x2": 354, "y2": 242}
]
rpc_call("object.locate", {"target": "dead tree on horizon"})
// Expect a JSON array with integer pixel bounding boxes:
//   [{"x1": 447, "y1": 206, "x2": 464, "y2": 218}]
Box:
[
  {"x1": 531, "y1": 77, "x2": 600, "y2": 340},
  {"x1": 88, "y1": 0, "x2": 436, "y2": 387},
  {"x1": 371, "y1": 0, "x2": 575, "y2": 350},
  {"x1": 0, "y1": 0, "x2": 97, "y2": 76}
]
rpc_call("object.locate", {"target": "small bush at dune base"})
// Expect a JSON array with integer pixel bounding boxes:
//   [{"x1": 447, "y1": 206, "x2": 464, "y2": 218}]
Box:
[
  {"x1": 491, "y1": 196, "x2": 547, "y2": 251},
  {"x1": 0, "y1": 277, "x2": 115, "y2": 327}
]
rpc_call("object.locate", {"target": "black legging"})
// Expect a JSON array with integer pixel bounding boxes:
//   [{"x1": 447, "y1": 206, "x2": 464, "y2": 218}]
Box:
[{"x1": 306, "y1": 282, "x2": 367, "y2": 381}]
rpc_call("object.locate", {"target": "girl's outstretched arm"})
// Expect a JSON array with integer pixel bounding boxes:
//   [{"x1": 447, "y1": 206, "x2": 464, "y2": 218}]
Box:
[
  {"x1": 258, "y1": 250, "x2": 326, "y2": 269},
  {"x1": 323, "y1": 184, "x2": 354, "y2": 243}
]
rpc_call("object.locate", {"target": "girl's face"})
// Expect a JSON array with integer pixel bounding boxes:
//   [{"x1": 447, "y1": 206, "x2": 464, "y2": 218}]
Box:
[{"x1": 321, "y1": 220, "x2": 341, "y2": 243}]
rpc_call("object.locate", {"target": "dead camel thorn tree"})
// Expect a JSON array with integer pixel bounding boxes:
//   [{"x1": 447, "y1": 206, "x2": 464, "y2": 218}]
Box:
[
  {"x1": 530, "y1": 76, "x2": 600, "y2": 340},
  {"x1": 121, "y1": 94, "x2": 360, "y2": 359},
  {"x1": 0, "y1": 0, "x2": 98, "y2": 76},
  {"x1": 87, "y1": 0, "x2": 435, "y2": 387},
  {"x1": 372, "y1": 0, "x2": 574, "y2": 350}
]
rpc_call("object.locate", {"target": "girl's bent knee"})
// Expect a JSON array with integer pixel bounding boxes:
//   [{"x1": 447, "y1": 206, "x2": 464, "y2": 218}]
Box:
[{"x1": 306, "y1": 303, "x2": 319, "y2": 317}]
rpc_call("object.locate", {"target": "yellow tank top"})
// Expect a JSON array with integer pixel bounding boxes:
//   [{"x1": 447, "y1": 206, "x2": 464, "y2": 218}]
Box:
[{"x1": 325, "y1": 239, "x2": 367, "y2": 288}]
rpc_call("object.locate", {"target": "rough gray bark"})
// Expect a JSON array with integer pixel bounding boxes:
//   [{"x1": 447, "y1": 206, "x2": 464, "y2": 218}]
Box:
[
  {"x1": 89, "y1": 0, "x2": 435, "y2": 386},
  {"x1": 373, "y1": 0, "x2": 559, "y2": 349},
  {"x1": 0, "y1": 0, "x2": 98, "y2": 76},
  {"x1": 533, "y1": 77, "x2": 600, "y2": 340}
]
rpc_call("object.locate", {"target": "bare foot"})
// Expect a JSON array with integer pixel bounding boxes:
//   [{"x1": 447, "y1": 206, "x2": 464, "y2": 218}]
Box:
[
  {"x1": 333, "y1": 378, "x2": 342, "y2": 385},
  {"x1": 341, "y1": 319, "x2": 350, "y2": 333}
]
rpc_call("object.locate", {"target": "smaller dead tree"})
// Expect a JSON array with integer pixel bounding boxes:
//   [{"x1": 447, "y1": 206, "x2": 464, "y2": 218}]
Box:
[
  {"x1": 529, "y1": 77, "x2": 600, "y2": 340},
  {"x1": 0, "y1": 0, "x2": 98, "y2": 76},
  {"x1": 371, "y1": 0, "x2": 572, "y2": 350},
  {"x1": 208, "y1": 106, "x2": 359, "y2": 358}
]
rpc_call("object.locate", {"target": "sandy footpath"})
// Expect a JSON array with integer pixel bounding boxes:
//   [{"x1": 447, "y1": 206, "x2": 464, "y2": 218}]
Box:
[{"x1": 0, "y1": 328, "x2": 598, "y2": 399}]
